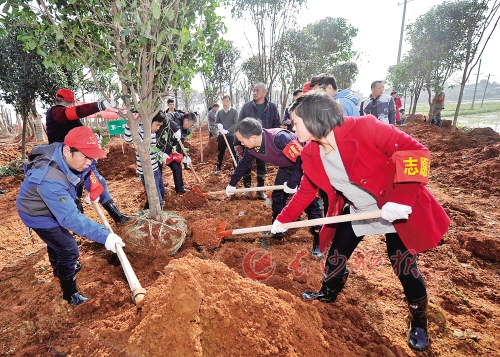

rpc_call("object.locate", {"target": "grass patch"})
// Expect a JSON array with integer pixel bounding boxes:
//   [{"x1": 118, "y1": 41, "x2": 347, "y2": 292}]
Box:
[{"x1": 410, "y1": 101, "x2": 500, "y2": 117}]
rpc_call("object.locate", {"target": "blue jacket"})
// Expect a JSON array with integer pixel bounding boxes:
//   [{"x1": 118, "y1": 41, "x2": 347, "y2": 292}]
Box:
[
  {"x1": 334, "y1": 89, "x2": 360, "y2": 117},
  {"x1": 234, "y1": 98, "x2": 281, "y2": 146},
  {"x1": 16, "y1": 143, "x2": 110, "y2": 244}
]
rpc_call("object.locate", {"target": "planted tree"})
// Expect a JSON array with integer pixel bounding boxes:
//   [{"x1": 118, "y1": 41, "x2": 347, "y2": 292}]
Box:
[
  {"x1": 225, "y1": 0, "x2": 307, "y2": 98},
  {"x1": 406, "y1": 2, "x2": 469, "y2": 119},
  {"x1": 4, "y1": 0, "x2": 225, "y2": 218},
  {"x1": 449, "y1": 0, "x2": 499, "y2": 132}
]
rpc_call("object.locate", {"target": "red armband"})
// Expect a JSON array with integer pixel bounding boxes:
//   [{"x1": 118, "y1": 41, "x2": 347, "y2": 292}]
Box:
[
  {"x1": 65, "y1": 106, "x2": 79, "y2": 120},
  {"x1": 391, "y1": 150, "x2": 430, "y2": 185},
  {"x1": 89, "y1": 170, "x2": 104, "y2": 201},
  {"x1": 282, "y1": 140, "x2": 303, "y2": 162}
]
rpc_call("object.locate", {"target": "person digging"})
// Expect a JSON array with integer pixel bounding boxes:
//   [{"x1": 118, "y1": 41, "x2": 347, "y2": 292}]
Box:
[
  {"x1": 271, "y1": 91, "x2": 450, "y2": 351},
  {"x1": 226, "y1": 118, "x2": 323, "y2": 256},
  {"x1": 17, "y1": 127, "x2": 127, "y2": 306}
]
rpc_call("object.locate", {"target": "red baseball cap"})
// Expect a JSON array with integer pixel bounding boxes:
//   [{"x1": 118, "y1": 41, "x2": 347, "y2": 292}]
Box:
[
  {"x1": 64, "y1": 127, "x2": 106, "y2": 159},
  {"x1": 302, "y1": 82, "x2": 313, "y2": 93},
  {"x1": 55, "y1": 88, "x2": 75, "y2": 102}
]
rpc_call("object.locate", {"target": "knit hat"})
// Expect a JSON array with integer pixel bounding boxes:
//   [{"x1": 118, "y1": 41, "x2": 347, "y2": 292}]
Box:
[{"x1": 64, "y1": 127, "x2": 106, "y2": 159}]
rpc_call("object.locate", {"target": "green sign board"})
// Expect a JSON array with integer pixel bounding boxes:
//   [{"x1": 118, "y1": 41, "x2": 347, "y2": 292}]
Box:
[{"x1": 107, "y1": 119, "x2": 126, "y2": 135}]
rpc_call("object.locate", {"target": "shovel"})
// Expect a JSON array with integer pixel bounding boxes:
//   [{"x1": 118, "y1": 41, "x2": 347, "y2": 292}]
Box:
[
  {"x1": 91, "y1": 200, "x2": 147, "y2": 306},
  {"x1": 221, "y1": 132, "x2": 238, "y2": 167},
  {"x1": 193, "y1": 185, "x2": 286, "y2": 197},
  {"x1": 216, "y1": 210, "x2": 383, "y2": 247},
  {"x1": 177, "y1": 139, "x2": 201, "y2": 184}
]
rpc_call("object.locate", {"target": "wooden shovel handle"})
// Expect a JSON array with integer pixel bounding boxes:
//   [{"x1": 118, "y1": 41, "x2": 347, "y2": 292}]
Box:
[
  {"x1": 223, "y1": 210, "x2": 383, "y2": 236},
  {"x1": 91, "y1": 200, "x2": 145, "y2": 306},
  {"x1": 204, "y1": 185, "x2": 286, "y2": 196},
  {"x1": 221, "y1": 132, "x2": 238, "y2": 166},
  {"x1": 177, "y1": 139, "x2": 201, "y2": 184}
]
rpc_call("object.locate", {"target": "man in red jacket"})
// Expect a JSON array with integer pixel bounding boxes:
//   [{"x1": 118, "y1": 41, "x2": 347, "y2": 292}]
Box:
[
  {"x1": 272, "y1": 91, "x2": 449, "y2": 352},
  {"x1": 45, "y1": 88, "x2": 133, "y2": 225}
]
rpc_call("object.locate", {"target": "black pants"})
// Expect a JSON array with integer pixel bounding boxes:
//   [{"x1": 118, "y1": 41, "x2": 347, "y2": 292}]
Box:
[
  {"x1": 272, "y1": 167, "x2": 322, "y2": 222},
  {"x1": 159, "y1": 161, "x2": 184, "y2": 192},
  {"x1": 33, "y1": 227, "x2": 79, "y2": 277},
  {"x1": 324, "y1": 209, "x2": 427, "y2": 303},
  {"x1": 243, "y1": 158, "x2": 267, "y2": 181},
  {"x1": 217, "y1": 135, "x2": 237, "y2": 167}
]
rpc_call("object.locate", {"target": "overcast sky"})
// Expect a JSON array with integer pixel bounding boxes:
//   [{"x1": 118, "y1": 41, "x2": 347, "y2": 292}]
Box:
[{"x1": 212, "y1": 0, "x2": 500, "y2": 98}]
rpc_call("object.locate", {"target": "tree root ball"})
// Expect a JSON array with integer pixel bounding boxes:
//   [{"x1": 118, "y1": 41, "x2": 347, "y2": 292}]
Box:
[{"x1": 120, "y1": 210, "x2": 188, "y2": 257}]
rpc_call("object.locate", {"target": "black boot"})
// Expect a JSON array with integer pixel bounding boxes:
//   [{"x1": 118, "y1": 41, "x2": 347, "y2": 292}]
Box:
[
  {"x1": 215, "y1": 164, "x2": 221, "y2": 175},
  {"x1": 59, "y1": 273, "x2": 88, "y2": 306},
  {"x1": 102, "y1": 200, "x2": 134, "y2": 225},
  {"x1": 309, "y1": 226, "x2": 323, "y2": 258},
  {"x1": 256, "y1": 176, "x2": 266, "y2": 200},
  {"x1": 241, "y1": 175, "x2": 252, "y2": 196},
  {"x1": 407, "y1": 297, "x2": 430, "y2": 351},
  {"x1": 302, "y1": 272, "x2": 349, "y2": 303}
]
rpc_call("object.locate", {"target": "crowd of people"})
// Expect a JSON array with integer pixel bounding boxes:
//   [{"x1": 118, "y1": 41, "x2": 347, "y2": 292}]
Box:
[{"x1": 16, "y1": 76, "x2": 449, "y2": 351}]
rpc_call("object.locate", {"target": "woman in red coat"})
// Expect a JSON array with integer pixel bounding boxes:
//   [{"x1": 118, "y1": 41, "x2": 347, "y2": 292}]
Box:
[{"x1": 272, "y1": 91, "x2": 449, "y2": 352}]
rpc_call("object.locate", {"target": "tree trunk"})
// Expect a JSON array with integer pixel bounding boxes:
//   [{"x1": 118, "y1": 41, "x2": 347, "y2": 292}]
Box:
[
  {"x1": 126, "y1": 113, "x2": 162, "y2": 220},
  {"x1": 21, "y1": 108, "x2": 28, "y2": 160}
]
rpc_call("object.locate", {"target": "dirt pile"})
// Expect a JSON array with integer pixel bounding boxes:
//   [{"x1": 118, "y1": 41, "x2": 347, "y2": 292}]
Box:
[{"x1": 104, "y1": 254, "x2": 334, "y2": 357}]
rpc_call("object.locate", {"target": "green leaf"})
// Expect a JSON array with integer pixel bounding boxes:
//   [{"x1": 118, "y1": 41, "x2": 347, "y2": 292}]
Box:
[
  {"x1": 152, "y1": 2, "x2": 161, "y2": 20},
  {"x1": 180, "y1": 28, "x2": 190, "y2": 45},
  {"x1": 120, "y1": 28, "x2": 132, "y2": 36},
  {"x1": 2, "y1": 2, "x2": 10, "y2": 13}
]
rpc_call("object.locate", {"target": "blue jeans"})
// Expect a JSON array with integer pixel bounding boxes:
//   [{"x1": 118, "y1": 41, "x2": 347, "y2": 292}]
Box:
[
  {"x1": 33, "y1": 227, "x2": 79, "y2": 277},
  {"x1": 139, "y1": 169, "x2": 165, "y2": 208}
]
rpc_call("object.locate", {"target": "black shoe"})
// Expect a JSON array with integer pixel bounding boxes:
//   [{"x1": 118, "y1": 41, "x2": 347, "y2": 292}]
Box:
[
  {"x1": 59, "y1": 273, "x2": 89, "y2": 306},
  {"x1": 102, "y1": 200, "x2": 134, "y2": 225},
  {"x1": 257, "y1": 190, "x2": 267, "y2": 200},
  {"x1": 272, "y1": 233, "x2": 283, "y2": 240},
  {"x1": 68, "y1": 292, "x2": 89, "y2": 306},
  {"x1": 407, "y1": 297, "x2": 430, "y2": 351},
  {"x1": 54, "y1": 263, "x2": 82, "y2": 277},
  {"x1": 302, "y1": 273, "x2": 349, "y2": 303},
  {"x1": 215, "y1": 167, "x2": 221, "y2": 175},
  {"x1": 176, "y1": 186, "x2": 186, "y2": 194},
  {"x1": 311, "y1": 241, "x2": 322, "y2": 258},
  {"x1": 184, "y1": 163, "x2": 191, "y2": 170},
  {"x1": 311, "y1": 229, "x2": 323, "y2": 258}
]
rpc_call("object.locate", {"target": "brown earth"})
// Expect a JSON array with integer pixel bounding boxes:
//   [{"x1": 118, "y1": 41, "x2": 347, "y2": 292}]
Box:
[{"x1": 0, "y1": 121, "x2": 499, "y2": 356}]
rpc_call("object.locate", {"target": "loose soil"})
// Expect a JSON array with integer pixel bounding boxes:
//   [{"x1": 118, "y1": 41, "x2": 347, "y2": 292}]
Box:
[{"x1": 0, "y1": 119, "x2": 499, "y2": 356}]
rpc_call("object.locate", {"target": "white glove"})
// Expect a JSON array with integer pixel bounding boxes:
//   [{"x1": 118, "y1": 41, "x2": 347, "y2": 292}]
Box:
[
  {"x1": 105, "y1": 233, "x2": 125, "y2": 253},
  {"x1": 226, "y1": 185, "x2": 236, "y2": 196},
  {"x1": 99, "y1": 97, "x2": 118, "y2": 112},
  {"x1": 265, "y1": 196, "x2": 273, "y2": 208},
  {"x1": 283, "y1": 181, "x2": 297, "y2": 194},
  {"x1": 174, "y1": 129, "x2": 181, "y2": 140},
  {"x1": 217, "y1": 123, "x2": 229, "y2": 135},
  {"x1": 84, "y1": 194, "x2": 100, "y2": 204},
  {"x1": 271, "y1": 219, "x2": 287, "y2": 234},
  {"x1": 381, "y1": 202, "x2": 412, "y2": 222},
  {"x1": 162, "y1": 152, "x2": 170, "y2": 164},
  {"x1": 185, "y1": 156, "x2": 191, "y2": 165}
]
